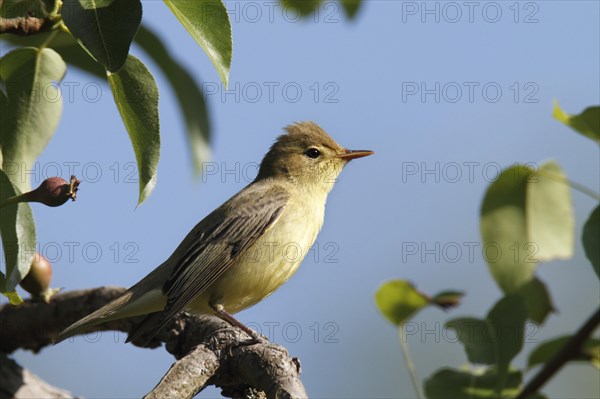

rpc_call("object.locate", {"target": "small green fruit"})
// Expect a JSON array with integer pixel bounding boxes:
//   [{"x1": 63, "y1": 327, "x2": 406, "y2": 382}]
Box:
[{"x1": 20, "y1": 253, "x2": 53, "y2": 301}]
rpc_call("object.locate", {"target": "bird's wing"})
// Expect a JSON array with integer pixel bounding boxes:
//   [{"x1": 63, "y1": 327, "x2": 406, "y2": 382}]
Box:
[{"x1": 126, "y1": 183, "x2": 289, "y2": 342}]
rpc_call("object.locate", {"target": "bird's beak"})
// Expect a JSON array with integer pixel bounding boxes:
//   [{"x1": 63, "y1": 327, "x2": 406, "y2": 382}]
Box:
[{"x1": 337, "y1": 149, "x2": 375, "y2": 161}]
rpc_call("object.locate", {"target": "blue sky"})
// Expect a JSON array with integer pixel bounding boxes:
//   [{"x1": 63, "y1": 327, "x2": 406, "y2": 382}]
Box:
[{"x1": 3, "y1": 1, "x2": 600, "y2": 397}]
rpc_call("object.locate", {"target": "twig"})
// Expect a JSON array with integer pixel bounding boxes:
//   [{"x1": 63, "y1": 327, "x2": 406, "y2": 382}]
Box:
[
  {"x1": 0, "y1": 17, "x2": 49, "y2": 35},
  {"x1": 516, "y1": 307, "x2": 600, "y2": 399}
]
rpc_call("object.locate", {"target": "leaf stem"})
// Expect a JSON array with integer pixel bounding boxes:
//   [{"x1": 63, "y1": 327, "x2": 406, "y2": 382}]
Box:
[
  {"x1": 38, "y1": 29, "x2": 59, "y2": 51},
  {"x1": 536, "y1": 169, "x2": 600, "y2": 201},
  {"x1": 516, "y1": 306, "x2": 600, "y2": 398},
  {"x1": 398, "y1": 326, "x2": 423, "y2": 399},
  {"x1": 564, "y1": 178, "x2": 600, "y2": 201},
  {"x1": 0, "y1": 194, "x2": 27, "y2": 209}
]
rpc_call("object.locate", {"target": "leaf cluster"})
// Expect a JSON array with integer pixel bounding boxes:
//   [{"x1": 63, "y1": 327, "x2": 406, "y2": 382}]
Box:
[
  {"x1": 375, "y1": 105, "x2": 600, "y2": 398},
  {"x1": 0, "y1": 0, "x2": 234, "y2": 301}
]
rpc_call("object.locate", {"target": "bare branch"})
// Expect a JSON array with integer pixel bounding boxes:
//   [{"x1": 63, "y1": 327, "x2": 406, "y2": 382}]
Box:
[{"x1": 0, "y1": 288, "x2": 307, "y2": 398}]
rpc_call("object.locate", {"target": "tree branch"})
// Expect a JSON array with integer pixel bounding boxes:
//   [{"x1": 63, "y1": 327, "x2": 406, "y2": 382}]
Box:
[
  {"x1": 144, "y1": 345, "x2": 220, "y2": 399},
  {"x1": 0, "y1": 354, "x2": 76, "y2": 399},
  {"x1": 0, "y1": 287, "x2": 307, "y2": 398},
  {"x1": 0, "y1": 17, "x2": 50, "y2": 35},
  {"x1": 516, "y1": 306, "x2": 600, "y2": 399},
  {"x1": 0, "y1": 287, "x2": 144, "y2": 353}
]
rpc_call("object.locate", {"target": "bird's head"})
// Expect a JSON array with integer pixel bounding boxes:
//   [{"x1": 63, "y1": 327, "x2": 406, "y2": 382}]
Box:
[{"x1": 256, "y1": 122, "x2": 373, "y2": 194}]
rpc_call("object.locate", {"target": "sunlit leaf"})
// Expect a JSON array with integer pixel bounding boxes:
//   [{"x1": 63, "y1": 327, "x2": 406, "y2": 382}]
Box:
[
  {"x1": 107, "y1": 55, "x2": 160, "y2": 206},
  {"x1": 375, "y1": 280, "x2": 429, "y2": 326},
  {"x1": 163, "y1": 0, "x2": 232, "y2": 87},
  {"x1": 527, "y1": 161, "x2": 574, "y2": 261},
  {"x1": 62, "y1": 0, "x2": 142, "y2": 72},
  {"x1": 0, "y1": 170, "x2": 36, "y2": 293},
  {"x1": 582, "y1": 205, "x2": 600, "y2": 278},
  {"x1": 424, "y1": 367, "x2": 524, "y2": 399},
  {"x1": 0, "y1": 271, "x2": 24, "y2": 304},
  {"x1": 481, "y1": 162, "x2": 575, "y2": 293},
  {"x1": 135, "y1": 25, "x2": 211, "y2": 174},
  {"x1": 2, "y1": 290, "x2": 24, "y2": 305},
  {"x1": 516, "y1": 277, "x2": 554, "y2": 324},
  {"x1": 528, "y1": 336, "x2": 600, "y2": 370},
  {"x1": 480, "y1": 165, "x2": 537, "y2": 293},
  {"x1": 340, "y1": 0, "x2": 362, "y2": 19},
  {"x1": 553, "y1": 101, "x2": 600, "y2": 143},
  {"x1": 0, "y1": 47, "x2": 66, "y2": 192}
]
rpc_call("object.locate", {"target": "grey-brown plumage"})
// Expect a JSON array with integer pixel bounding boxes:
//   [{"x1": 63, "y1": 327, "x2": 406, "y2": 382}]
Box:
[{"x1": 56, "y1": 122, "x2": 373, "y2": 344}]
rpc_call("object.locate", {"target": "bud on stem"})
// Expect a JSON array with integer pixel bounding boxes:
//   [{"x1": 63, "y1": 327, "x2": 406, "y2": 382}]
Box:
[{"x1": 0, "y1": 175, "x2": 80, "y2": 208}]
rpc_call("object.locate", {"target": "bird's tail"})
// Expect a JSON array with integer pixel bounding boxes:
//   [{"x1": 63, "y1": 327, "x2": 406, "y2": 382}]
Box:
[{"x1": 54, "y1": 288, "x2": 165, "y2": 343}]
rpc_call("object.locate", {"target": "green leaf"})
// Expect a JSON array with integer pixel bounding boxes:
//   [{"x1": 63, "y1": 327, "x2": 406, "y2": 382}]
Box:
[
  {"x1": 480, "y1": 165, "x2": 537, "y2": 293},
  {"x1": 375, "y1": 280, "x2": 429, "y2": 326},
  {"x1": 424, "y1": 367, "x2": 523, "y2": 399},
  {"x1": 446, "y1": 295, "x2": 527, "y2": 390},
  {"x1": 134, "y1": 25, "x2": 211, "y2": 174},
  {"x1": 446, "y1": 317, "x2": 495, "y2": 364},
  {"x1": 107, "y1": 55, "x2": 160, "y2": 206},
  {"x1": 527, "y1": 161, "x2": 574, "y2": 261},
  {"x1": 163, "y1": 0, "x2": 232, "y2": 87},
  {"x1": 61, "y1": 0, "x2": 142, "y2": 72},
  {"x1": 0, "y1": 31, "x2": 105, "y2": 78},
  {"x1": 553, "y1": 101, "x2": 600, "y2": 143},
  {"x1": 45, "y1": 31, "x2": 106, "y2": 78},
  {"x1": 340, "y1": 0, "x2": 362, "y2": 19},
  {"x1": 2, "y1": 290, "x2": 24, "y2": 305},
  {"x1": 487, "y1": 295, "x2": 528, "y2": 389},
  {"x1": 0, "y1": 0, "x2": 54, "y2": 18},
  {"x1": 516, "y1": 277, "x2": 554, "y2": 324},
  {"x1": 481, "y1": 162, "x2": 575, "y2": 293},
  {"x1": 0, "y1": 170, "x2": 36, "y2": 293},
  {"x1": 280, "y1": 0, "x2": 323, "y2": 17},
  {"x1": 528, "y1": 336, "x2": 600, "y2": 369},
  {"x1": 0, "y1": 47, "x2": 66, "y2": 192},
  {"x1": 582, "y1": 205, "x2": 600, "y2": 278}
]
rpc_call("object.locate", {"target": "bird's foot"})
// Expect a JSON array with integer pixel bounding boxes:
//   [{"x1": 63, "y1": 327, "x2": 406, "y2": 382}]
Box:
[{"x1": 238, "y1": 332, "x2": 268, "y2": 347}]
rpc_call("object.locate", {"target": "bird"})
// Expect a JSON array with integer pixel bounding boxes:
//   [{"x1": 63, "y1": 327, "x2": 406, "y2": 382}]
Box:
[{"x1": 56, "y1": 121, "x2": 373, "y2": 344}]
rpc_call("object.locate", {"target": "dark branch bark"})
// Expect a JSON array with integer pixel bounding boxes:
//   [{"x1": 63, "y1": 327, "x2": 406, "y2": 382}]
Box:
[
  {"x1": 0, "y1": 287, "x2": 144, "y2": 353},
  {"x1": 516, "y1": 306, "x2": 600, "y2": 399},
  {"x1": 0, "y1": 287, "x2": 307, "y2": 399}
]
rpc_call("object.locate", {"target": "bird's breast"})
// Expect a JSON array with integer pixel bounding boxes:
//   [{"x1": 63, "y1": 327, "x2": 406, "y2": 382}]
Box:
[{"x1": 196, "y1": 197, "x2": 326, "y2": 314}]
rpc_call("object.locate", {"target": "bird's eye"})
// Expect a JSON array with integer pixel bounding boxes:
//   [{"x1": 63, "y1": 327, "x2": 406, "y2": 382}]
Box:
[{"x1": 305, "y1": 148, "x2": 320, "y2": 159}]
